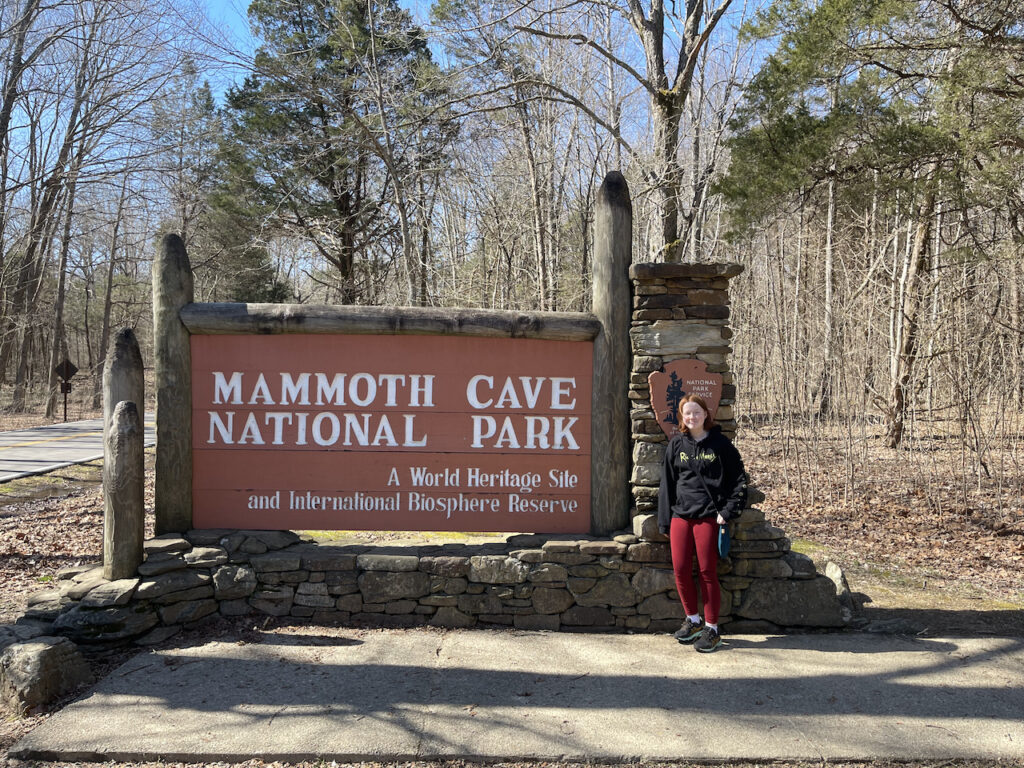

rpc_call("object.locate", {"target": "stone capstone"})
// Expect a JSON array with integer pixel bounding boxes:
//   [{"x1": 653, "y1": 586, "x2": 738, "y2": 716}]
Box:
[
  {"x1": 185, "y1": 529, "x2": 235, "y2": 546},
  {"x1": 357, "y1": 554, "x2": 419, "y2": 572},
  {"x1": 135, "y1": 570, "x2": 210, "y2": 600},
  {"x1": 630, "y1": 322, "x2": 727, "y2": 356},
  {"x1": 240, "y1": 530, "x2": 301, "y2": 549},
  {"x1": 80, "y1": 579, "x2": 139, "y2": 608},
  {"x1": 240, "y1": 538, "x2": 268, "y2": 554},
  {"x1": 249, "y1": 552, "x2": 302, "y2": 572},
  {"x1": 784, "y1": 551, "x2": 818, "y2": 579},
  {"x1": 737, "y1": 576, "x2": 847, "y2": 627},
  {"x1": 632, "y1": 514, "x2": 668, "y2": 542},
  {"x1": 579, "y1": 541, "x2": 627, "y2": 556},
  {"x1": 59, "y1": 573, "x2": 108, "y2": 600},
  {"x1": 137, "y1": 553, "x2": 187, "y2": 576},
  {"x1": 732, "y1": 557, "x2": 793, "y2": 578},
  {"x1": 418, "y1": 556, "x2": 470, "y2": 577},
  {"x1": 0, "y1": 637, "x2": 93, "y2": 712},
  {"x1": 184, "y1": 546, "x2": 228, "y2": 567},
  {"x1": 144, "y1": 535, "x2": 190, "y2": 554},
  {"x1": 626, "y1": 542, "x2": 670, "y2": 562},
  {"x1": 52, "y1": 602, "x2": 158, "y2": 643},
  {"x1": 297, "y1": 547, "x2": 358, "y2": 571}
]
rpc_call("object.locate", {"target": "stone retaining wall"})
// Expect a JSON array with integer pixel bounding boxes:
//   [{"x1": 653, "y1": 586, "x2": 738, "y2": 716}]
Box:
[{"x1": 13, "y1": 486, "x2": 847, "y2": 649}]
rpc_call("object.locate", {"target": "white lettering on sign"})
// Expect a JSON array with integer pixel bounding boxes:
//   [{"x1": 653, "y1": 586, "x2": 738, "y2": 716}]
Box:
[
  {"x1": 212, "y1": 371, "x2": 436, "y2": 409},
  {"x1": 207, "y1": 411, "x2": 427, "y2": 447},
  {"x1": 466, "y1": 376, "x2": 577, "y2": 410},
  {"x1": 208, "y1": 370, "x2": 578, "y2": 451},
  {"x1": 469, "y1": 416, "x2": 579, "y2": 450}
]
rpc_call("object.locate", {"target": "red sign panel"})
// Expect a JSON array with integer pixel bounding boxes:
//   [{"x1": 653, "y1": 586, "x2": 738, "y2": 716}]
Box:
[{"x1": 191, "y1": 334, "x2": 592, "y2": 532}]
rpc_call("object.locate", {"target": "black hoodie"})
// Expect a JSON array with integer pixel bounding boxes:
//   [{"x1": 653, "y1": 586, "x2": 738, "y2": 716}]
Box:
[{"x1": 657, "y1": 425, "x2": 747, "y2": 534}]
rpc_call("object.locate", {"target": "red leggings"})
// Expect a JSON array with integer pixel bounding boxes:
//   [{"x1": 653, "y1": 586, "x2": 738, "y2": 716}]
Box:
[{"x1": 669, "y1": 517, "x2": 721, "y2": 624}]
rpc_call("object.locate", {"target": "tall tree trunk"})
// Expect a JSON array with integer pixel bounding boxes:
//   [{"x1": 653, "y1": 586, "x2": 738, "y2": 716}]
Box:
[
  {"x1": 92, "y1": 174, "x2": 130, "y2": 408},
  {"x1": 1, "y1": 5, "x2": 92, "y2": 403},
  {"x1": 45, "y1": 161, "x2": 81, "y2": 418},
  {"x1": 652, "y1": 99, "x2": 682, "y2": 261},
  {"x1": 1012, "y1": 254, "x2": 1024, "y2": 408},
  {"x1": 515, "y1": 102, "x2": 549, "y2": 310},
  {"x1": 0, "y1": 0, "x2": 43, "y2": 295},
  {"x1": 885, "y1": 183, "x2": 937, "y2": 448},
  {"x1": 813, "y1": 174, "x2": 837, "y2": 416}
]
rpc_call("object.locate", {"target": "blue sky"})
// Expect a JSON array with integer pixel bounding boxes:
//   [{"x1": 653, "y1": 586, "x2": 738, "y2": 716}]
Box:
[{"x1": 204, "y1": 0, "x2": 253, "y2": 44}]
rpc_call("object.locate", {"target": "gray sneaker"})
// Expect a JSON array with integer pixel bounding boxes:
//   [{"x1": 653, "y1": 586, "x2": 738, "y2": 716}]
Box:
[
  {"x1": 673, "y1": 618, "x2": 703, "y2": 644},
  {"x1": 694, "y1": 625, "x2": 722, "y2": 653}
]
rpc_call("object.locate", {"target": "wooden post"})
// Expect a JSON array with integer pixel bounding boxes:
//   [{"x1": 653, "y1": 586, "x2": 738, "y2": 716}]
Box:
[
  {"x1": 153, "y1": 233, "x2": 193, "y2": 534},
  {"x1": 102, "y1": 328, "x2": 144, "y2": 443},
  {"x1": 103, "y1": 401, "x2": 144, "y2": 580},
  {"x1": 590, "y1": 171, "x2": 633, "y2": 534}
]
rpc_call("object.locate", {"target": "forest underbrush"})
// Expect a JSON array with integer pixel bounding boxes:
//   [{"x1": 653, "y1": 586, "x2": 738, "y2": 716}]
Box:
[{"x1": 736, "y1": 420, "x2": 1024, "y2": 611}]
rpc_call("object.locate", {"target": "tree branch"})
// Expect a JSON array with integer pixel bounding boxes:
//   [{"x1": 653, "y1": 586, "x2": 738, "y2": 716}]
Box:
[{"x1": 513, "y1": 24, "x2": 657, "y2": 98}]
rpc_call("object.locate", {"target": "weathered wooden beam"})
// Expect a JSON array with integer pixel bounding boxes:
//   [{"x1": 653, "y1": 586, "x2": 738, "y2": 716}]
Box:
[
  {"x1": 180, "y1": 303, "x2": 601, "y2": 341},
  {"x1": 102, "y1": 328, "x2": 143, "y2": 441},
  {"x1": 152, "y1": 233, "x2": 193, "y2": 534},
  {"x1": 590, "y1": 171, "x2": 633, "y2": 534},
  {"x1": 103, "y1": 401, "x2": 144, "y2": 581}
]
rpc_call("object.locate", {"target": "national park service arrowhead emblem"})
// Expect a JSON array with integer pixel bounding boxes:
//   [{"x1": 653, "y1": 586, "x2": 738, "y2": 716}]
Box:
[{"x1": 647, "y1": 359, "x2": 723, "y2": 437}]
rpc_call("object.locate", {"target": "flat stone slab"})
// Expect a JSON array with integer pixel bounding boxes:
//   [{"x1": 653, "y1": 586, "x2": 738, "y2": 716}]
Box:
[{"x1": 12, "y1": 630, "x2": 1024, "y2": 763}]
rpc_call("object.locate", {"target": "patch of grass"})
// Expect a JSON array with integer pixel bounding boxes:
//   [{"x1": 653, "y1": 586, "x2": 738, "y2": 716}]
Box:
[{"x1": 789, "y1": 537, "x2": 829, "y2": 558}]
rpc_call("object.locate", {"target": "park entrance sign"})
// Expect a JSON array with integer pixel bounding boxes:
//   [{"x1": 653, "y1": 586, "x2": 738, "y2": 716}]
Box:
[
  {"x1": 152, "y1": 172, "x2": 633, "y2": 536},
  {"x1": 192, "y1": 334, "x2": 591, "y2": 532}
]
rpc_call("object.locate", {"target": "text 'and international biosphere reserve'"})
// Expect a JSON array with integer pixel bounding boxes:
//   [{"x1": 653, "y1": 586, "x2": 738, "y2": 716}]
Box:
[{"x1": 191, "y1": 334, "x2": 592, "y2": 532}]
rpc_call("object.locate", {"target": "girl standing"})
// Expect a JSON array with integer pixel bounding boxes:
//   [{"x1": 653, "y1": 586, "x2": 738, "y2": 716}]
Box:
[{"x1": 657, "y1": 394, "x2": 747, "y2": 652}]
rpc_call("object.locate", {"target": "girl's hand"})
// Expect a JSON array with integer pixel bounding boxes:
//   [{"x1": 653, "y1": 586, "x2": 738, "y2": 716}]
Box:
[{"x1": 716, "y1": 514, "x2": 727, "y2": 525}]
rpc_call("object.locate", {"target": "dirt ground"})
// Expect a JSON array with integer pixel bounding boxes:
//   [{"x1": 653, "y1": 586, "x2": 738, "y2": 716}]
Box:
[{"x1": 1, "y1": 412, "x2": 1022, "y2": 768}]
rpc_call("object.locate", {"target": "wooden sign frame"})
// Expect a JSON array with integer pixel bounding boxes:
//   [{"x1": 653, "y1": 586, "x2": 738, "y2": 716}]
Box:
[{"x1": 151, "y1": 173, "x2": 634, "y2": 536}]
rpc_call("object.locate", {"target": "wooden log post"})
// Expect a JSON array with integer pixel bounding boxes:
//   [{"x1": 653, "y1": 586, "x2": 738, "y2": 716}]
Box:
[
  {"x1": 590, "y1": 171, "x2": 633, "y2": 534},
  {"x1": 103, "y1": 401, "x2": 144, "y2": 580},
  {"x1": 102, "y1": 329, "x2": 144, "y2": 442},
  {"x1": 153, "y1": 233, "x2": 194, "y2": 534}
]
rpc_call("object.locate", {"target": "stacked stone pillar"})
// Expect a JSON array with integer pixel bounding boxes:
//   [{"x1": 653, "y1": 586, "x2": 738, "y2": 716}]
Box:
[{"x1": 627, "y1": 263, "x2": 743, "y2": 514}]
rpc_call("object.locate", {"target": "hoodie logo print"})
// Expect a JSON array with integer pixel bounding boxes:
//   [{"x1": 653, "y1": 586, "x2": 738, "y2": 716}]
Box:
[{"x1": 680, "y1": 450, "x2": 718, "y2": 463}]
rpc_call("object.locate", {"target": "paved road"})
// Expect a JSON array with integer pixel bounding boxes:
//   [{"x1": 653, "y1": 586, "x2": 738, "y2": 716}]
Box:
[
  {"x1": 11, "y1": 628, "x2": 1024, "y2": 763},
  {"x1": 0, "y1": 417, "x2": 155, "y2": 483}
]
